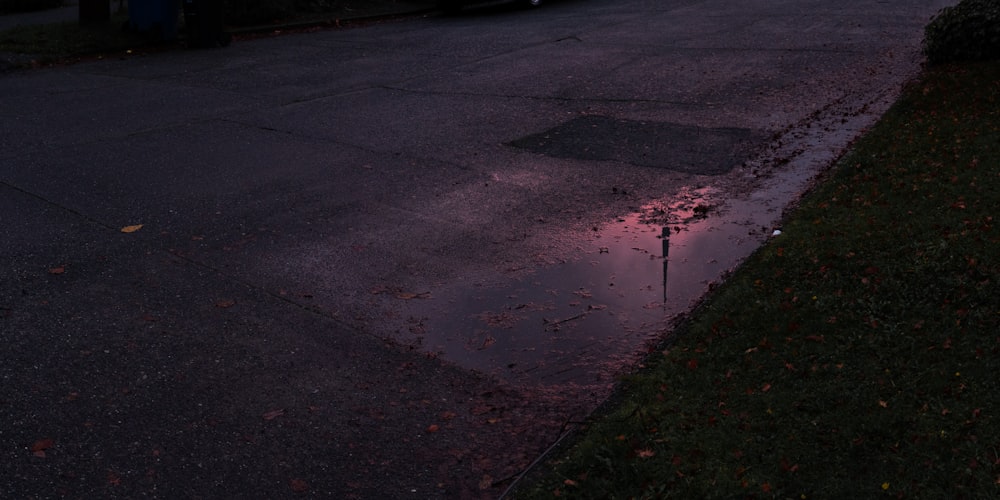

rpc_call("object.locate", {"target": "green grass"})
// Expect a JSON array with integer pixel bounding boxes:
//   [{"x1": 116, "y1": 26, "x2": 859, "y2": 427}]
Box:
[{"x1": 515, "y1": 61, "x2": 1000, "y2": 499}]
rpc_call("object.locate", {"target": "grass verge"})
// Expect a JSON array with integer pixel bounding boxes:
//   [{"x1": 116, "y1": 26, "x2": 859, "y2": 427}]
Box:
[
  {"x1": 514, "y1": 60, "x2": 1000, "y2": 499},
  {"x1": 0, "y1": 13, "x2": 164, "y2": 66}
]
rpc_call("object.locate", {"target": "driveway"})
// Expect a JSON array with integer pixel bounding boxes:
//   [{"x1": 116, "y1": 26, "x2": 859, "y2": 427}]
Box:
[{"x1": 1, "y1": 0, "x2": 951, "y2": 497}]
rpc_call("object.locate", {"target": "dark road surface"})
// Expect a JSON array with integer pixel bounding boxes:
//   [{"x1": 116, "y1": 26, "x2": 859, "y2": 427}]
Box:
[{"x1": 1, "y1": 0, "x2": 952, "y2": 497}]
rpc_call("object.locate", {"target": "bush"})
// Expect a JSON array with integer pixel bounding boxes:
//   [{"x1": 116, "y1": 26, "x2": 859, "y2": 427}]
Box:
[
  {"x1": 923, "y1": 0, "x2": 1000, "y2": 65},
  {"x1": 0, "y1": 0, "x2": 64, "y2": 14}
]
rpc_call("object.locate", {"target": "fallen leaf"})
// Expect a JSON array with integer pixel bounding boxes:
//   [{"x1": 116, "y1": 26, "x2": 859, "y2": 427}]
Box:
[
  {"x1": 426, "y1": 424, "x2": 440, "y2": 433},
  {"x1": 471, "y1": 405, "x2": 494, "y2": 415},
  {"x1": 48, "y1": 266, "x2": 65, "y2": 275},
  {"x1": 120, "y1": 224, "x2": 144, "y2": 233},
  {"x1": 289, "y1": 478, "x2": 309, "y2": 493},
  {"x1": 262, "y1": 409, "x2": 285, "y2": 420},
  {"x1": 395, "y1": 291, "x2": 431, "y2": 300},
  {"x1": 480, "y1": 336, "x2": 496, "y2": 349},
  {"x1": 31, "y1": 438, "x2": 54, "y2": 452},
  {"x1": 215, "y1": 299, "x2": 236, "y2": 309},
  {"x1": 478, "y1": 474, "x2": 493, "y2": 490},
  {"x1": 636, "y1": 449, "x2": 655, "y2": 458}
]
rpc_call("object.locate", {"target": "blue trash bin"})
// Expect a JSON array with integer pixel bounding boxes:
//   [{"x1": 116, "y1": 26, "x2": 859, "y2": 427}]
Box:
[{"x1": 128, "y1": 0, "x2": 179, "y2": 40}]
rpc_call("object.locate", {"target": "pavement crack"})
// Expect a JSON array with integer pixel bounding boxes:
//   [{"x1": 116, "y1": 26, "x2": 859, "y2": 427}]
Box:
[{"x1": 0, "y1": 180, "x2": 117, "y2": 232}]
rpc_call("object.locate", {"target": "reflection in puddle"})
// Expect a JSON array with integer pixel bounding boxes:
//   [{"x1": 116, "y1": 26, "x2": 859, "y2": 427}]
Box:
[{"x1": 414, "y1": 181, "x2": 798, "y2": 386}]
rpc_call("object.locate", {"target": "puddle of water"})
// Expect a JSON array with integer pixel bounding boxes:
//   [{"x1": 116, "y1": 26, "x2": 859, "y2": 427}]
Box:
[
  {"x1": 408, "y1": 146, "x2": 836, "y2": 387},
  {"x1": 411, "y1": 186, "x2": 777, "y2": 385},
  {"x1": 405, "y1": 88, "x2": 894, "y2": 387}
]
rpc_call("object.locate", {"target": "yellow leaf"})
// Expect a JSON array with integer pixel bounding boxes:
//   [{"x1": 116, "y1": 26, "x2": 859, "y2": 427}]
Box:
[{"x1": 120, "y1": 224, "x2": 143, "y2": 233}]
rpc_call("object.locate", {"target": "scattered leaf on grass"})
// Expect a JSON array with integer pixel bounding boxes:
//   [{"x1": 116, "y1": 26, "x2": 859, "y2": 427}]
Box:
[
  {"x1": 479, "y1": 474, "x2": 493, "y2": 490},
  {"x1": 120, "y1": 224, "x2": 143, "y2": 233}
]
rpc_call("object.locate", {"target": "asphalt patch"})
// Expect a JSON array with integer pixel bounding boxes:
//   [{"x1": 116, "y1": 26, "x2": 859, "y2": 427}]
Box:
[{"x1": 508, "y1": 115, "x2": 760, "y2": 175}]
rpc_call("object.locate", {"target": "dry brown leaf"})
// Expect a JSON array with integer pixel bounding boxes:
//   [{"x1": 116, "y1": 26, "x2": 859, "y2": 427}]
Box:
[
  {"x1": 31, "y1": 438, "x2": 54, "y2": 452},
  {"x1": 289, "y1": 478, "x2": 309, "y2": 493},
  {"x1": 478, "y1": 474, "x2": 493, "y2": 490},
  {"x1": 262, "y1": 409, "x2": 285, "y2": 420},
  {"x1": 480, "y1": 336, "x2": 496, "y2": 349},
  {"x1": 31, "y1": 438, "x2": 54, "y2": 457},
  {"x1": 120, "y1": 224, "x2": 144, "y2": 233}
]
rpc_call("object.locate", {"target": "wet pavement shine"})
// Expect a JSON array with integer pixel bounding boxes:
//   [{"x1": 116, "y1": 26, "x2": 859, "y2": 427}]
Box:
[{"x1": 1, "y1": 0, "x2": 954, "y2": 497}]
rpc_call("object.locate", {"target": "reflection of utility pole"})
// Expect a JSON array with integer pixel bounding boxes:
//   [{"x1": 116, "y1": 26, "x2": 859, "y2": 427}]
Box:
[{"x1": 661, "y1": 226, "x2": 669, "y2": 304}]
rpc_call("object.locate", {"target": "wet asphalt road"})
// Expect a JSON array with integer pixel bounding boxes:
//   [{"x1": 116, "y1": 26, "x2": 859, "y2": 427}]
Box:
[{"x1": 2, "y1": 0, "x2": 952, "y2": 497}]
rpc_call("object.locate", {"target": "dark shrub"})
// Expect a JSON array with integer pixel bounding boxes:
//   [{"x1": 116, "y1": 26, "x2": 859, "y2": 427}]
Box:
[
  {"x1": 923, "y1": 0, "x2": 1000, "y2": 65},
  {"x1": 0, "y1": 0, "x2": 64, "y2": 14}
]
